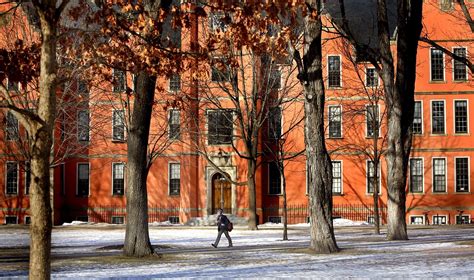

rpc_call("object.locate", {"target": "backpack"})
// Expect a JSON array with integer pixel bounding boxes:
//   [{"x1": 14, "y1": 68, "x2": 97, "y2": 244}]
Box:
[{"x1": 227, "y1": 222, "x2": 233, "y2": 232}]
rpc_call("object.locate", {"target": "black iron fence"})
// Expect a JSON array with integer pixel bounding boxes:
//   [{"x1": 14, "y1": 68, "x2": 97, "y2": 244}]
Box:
[{"x1": 262, "y1": 203, "x2": 387, "y2": 225}]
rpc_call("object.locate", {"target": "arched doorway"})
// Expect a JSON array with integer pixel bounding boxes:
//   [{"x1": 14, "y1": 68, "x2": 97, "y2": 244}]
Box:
[{"x1": 212, "y1": 173, "x2": 231, "y2": 214}]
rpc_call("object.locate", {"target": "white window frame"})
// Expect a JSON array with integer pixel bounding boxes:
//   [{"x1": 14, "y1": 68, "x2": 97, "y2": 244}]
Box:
[
  {"x1": 455, "y1": 214, "x2": 471, "y2": 224},
  {"x1": 169, "y1": 74, "x2": 181, "y2": 92},
  {"x1": 413, "y1": 100, "x2": 423, "y2": 135},
  {"x1": 454, "y1": 156, "x2": 470, "y2": 193},
  {"x1": 409, "y1": 157, "x2": 425, "y2": 193},
  {"x1": 332, "y1": 160, "x2": 343, "y2": 194},
  {"x1": 5, "y1": 215, "x2": 18, "y2": 224},
  {"x1": 5, "y1": 161, "x2": 19, "y2": 195},
  {"x1": 76, "y1": 163, "x2": 90, "y2": 197},
  {"x1": 366, "y1": 160, "x2": 381, "y2": 195},
  {"x1": 429, "y1": 47, "x2": 445, "y2": 82},
  {"x1": 168, "y1": 162, "x2": 181, "y2": 196},
  {"x1": 111, "y1": 216, "x2": 125, "y2": 224},
  {"x1": 431, "y1": 214, "x2": 448, "y2": 225},
  {"x1": 453, "y1": 99, "x2": 469, "y2": 134},
  {"x1": 112, "y1": 109, "x2": 126, "y2": 141},
  {"x1": 365, "y1": 67, "x2": 379, "y2": 87},
  {"x1": 365, "y1": 104, "x2": 380, "y2": 138},
  {"x1": 111, "y1": 162, "x2": 125, "y2": 196},
  {"x1": 432, "y1": 157, "x2": 447, "y2": 193},
  {"x1": 409, "y1": 215, "x2": 425, "y2": 225},
  {"x1": 168, "y1": 109, "x2": 181, "y2": 140},
  {"x1": 206, "y1": 109, "x2": 234, "y2": 146},
  {"x1": 328, "y1": 105, "x2": 343, "y2": 138},
  {"x1": 327, "y1": 54, "x2": 342, "y2": 88},
  {"x1": 112, "y1": 69, "x2": 126, "y2": 92},
  {"x1": 452, "y1": 46, "x2": 468, "y2": 82},
  {"x1": 430, "y1": 100, "x2": 446, "y2": 135}
]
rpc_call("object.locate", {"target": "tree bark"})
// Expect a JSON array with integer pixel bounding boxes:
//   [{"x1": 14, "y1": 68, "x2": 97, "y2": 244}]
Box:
[
  {"x1": 281, "y1": 161, "x2": 288, "y2": 241},
  {"x1": 247, "y1": 158, "x2": 258, "y2": 230},
  {"x1": 29, "y1": 6, "x2": 58, "y2": 279},
  {"x1": 123, "y1": 72, "x2": 156, "y2": 257},
  {"x1": 302, "y1": 0, "x2": 339, "y2": 254}
]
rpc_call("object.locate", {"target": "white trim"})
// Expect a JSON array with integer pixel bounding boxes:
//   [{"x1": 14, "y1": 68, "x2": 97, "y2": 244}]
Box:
[
  {"x1": 111, "y1": 162, "x2": 125, "y2": 196},
  {"x1": 326, "y1": 54, "x2": 342, "y2": 88},
  {"x1": 168, "y1": 74, "x2": 181, "y2": 92},
  {"x1": 409, "y1": 215, "x2": 425, "y2": 225},
  {"x1": 454, "y1": 156, "x2": 470, "y2": 193},
  {"x1": 5, "y1": 78, "x2": 21, "y2": 92},
  {"x1": 453, "y1": 99, "x2": 469, "y2": 134},
  {"x1": 430, "y1": 99, "x2": 446, "y2": 135},
  {"x1": 409, "y1": 157, "x2": 425, "y2": 193},
  {"x1": 168, "y1": 109, "x2": 181, "y2": 141},
  {"x1": 5, "y1": 161, "x2": 19, "y2": 195},
  {"x1": 112, "y1": 109, "x2": 126, "y2": 141},
  {"x1": 5, "y1": 215, "x2": 18, "y2": 224},
  {"x1": 332, "y1": 160, "x2": 343, "y2": 195},
  {"x1": 451, "y1": 46, "x2": 469, "y2": 82},
  {"x1": 168, "y1": 162, "x2": 181, "y2": 196},
  {"x1": 328, "y1": 105, "x2": 343, "y2": 138},
  {"x1": 111, "y1": 216, "x2": 125, "y2": 224},
  {"x1": 366, "y1": 160, "x2": 381, "y2": 195},
  {"x1": 455, "y1": 214, "x2": 471, "y2": 224},
  {"x1": 431, "y1": 214, "x2": 448, "y2": 225},
  {"x1": 432, "y1": 157, "x2": 448, "y2": 193},
  {"x1": 76, "y1": 162, "x2": 90, "y2": 196},
  {"x1": 429, "y1": 47, "x2": 445, "y2": 82},
  {"x1": 413, "y1": 100, "x2": 424, "y2": 135}
]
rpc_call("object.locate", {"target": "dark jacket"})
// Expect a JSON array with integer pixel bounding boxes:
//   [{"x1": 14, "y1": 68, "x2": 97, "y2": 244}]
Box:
[{"x1": 217, "y1": 214, "x2": 230, "y2": 231}]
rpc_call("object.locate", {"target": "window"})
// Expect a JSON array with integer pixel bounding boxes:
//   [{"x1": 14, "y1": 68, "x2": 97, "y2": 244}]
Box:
[
  {"x1": 268, "y1": 107, "x2": 281, "y2": 140},
  {"x1": 431, "y1": 101, "x2": 445, "y2": 134},
  {"x1": 410, "y1": 216, "x2": 425, "y2": 225},
  {"x1": 5, "y1": 216, "x2": 18, "y2": 224},
  {"x1": 412, "y1": 101, "x2": 423, "y2": 134},
  {"x1": 453, "y1": 47, "x2": 467, "y2": 81},
  {"x1": 440, "y1": 0, "x2": 454, "y2": 10},
  {"x1": 430, "y1": 48, "x2": 444, "y2": 81},
  {"x1": 169, "y1": 163, "x2": 180, "y2": 195},
  {"x1": 113, "y1": 69, "x2": 126, "y2": 92},
  {"x1": 7, "y1": 79, "x2": 19, "y2": 91},
  {"x1": 455, "y1": 157, "x2": 469, "y2": 192},
  {"x1": 332, "y1": 161, "x2": 342, "y2": 194},
  {"x1": 169, "y1": 110, "x2": 180, "y2": 140},
  {"x1": 209, "y1": 13, "x2": 227, "y2": 31},
  {"x1": 208, "y1": 110, "x2": 233, "y2": 145},
  {"x1": 25, "y1": 162, "x2": 31, "y2": 195},
  {"x1": 6, "y1": 111, "x2": 19, "y2": 141},
  {"x1": 409, "y1": 158, "x2": 423, "y2": 193},
  {"x1": 77, "y1": 163, "x2": 89, "y2": 196},
  {"x1": 112, "y1": 163, "x2": 125, "y2": 196},
  {"x1": 268, "y1": 216, "x2": 282, "y2": 223},
  {"x1": 366, "y1": 105, "x2": 379, "y2": 138},
  {"x1": 432, "y1": 158, "x2": 446, "y2": 193},
  {"x1": 78, "y1": 80, "x2": 89, "y2": 97},
  {"x1": 367, "y1": 161, "x2": 380, "y2": 194},
  {"x1": 211, "y1": 64, "x2": 231, "y2": 82},
  {"x1": 432, "y1": 215, "x2": 447, "y2": 225},
  {"x1": 268, "y1": 161, "x2": 282, "y2": 195},
  {"x1": 456, "y1": 215, "x2": 470, "y2": 224},
  {"x1": 111, "y1": 216, "x2": 124, "y2": 224},
  {"x1": 454, "y1": 100, "x2": 468, "y2": 134},
  {"x1": 112, "y1": 110, "x2": 125, "y2": 141},
  {"x1": 6, "y1": 162, "x2": 18, "y2": 195},
  {"x1": 365, "y1": 68, "x2": 378, "y2": 87},
  {"x1": 328, "y1": 106, "x2": 342, "y2": 138},
  {"x1": 269, "y1": 69, "x2": 281, "y2": 90},
  {"x1": 328, "y1": 56, "x2": 341, "y2": 87},
  {"x1": 77, "y1": 110, "x2": 90, "y2": 141},
  {"x1": 25, "y1": 216, "x2": 31, "y2": 225},
  {"x1": 168, "y1": 216, "x2": 180, "y2": 224},
  {"x1": 169, "y1": 74, "x2": 181, "y2": 92}
]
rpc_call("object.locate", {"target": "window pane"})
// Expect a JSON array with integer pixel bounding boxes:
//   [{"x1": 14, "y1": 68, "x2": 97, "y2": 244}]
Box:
[
  {"x1": 410, "y1": 159, "x2": 423, "y2": 193},
  {"x1": 78, "y1": 110, "x2": 90, "y2": 141},
  {"x1": 366, "y1": 105, "x2": 379, "y2": 137},
  {"x1": 455, "y1": 158, "x2": 469, "y2": 192},
  {"x1": 453, "y1": 47, "x2": 467, "y2": 81},
  {"x1": 113, "y1": 110, "x2": 125, "y2": 141},
  {"x1": 269, "y1": 162, "x2": 282, "y2": 195},
  {"x1": 113, "y1": 70, "x2": 126, "y2": 92},
  {"x1": 169, "y1": 110, "x2": 180, "y2": 140},
  {"x1": 6, "y1": 111, "x2": 19, "y2": 141},
  {"x1": 169, "y1": 163, "x2": 180, "y2": 195},
  {"x1": 433, "y1": 158, "x2": 446, "y2": 192},
  {"x1": 268, "y1": 107, "x2": 282, "y2": 139},
  {"x1": 431, "y1": 101, "x2": 445, "y2": 134},
  {"x1": 169, "y1": 74, "x2": 181, "y2": 91},
  {"x1": 454, "y1": 100, "x2": 468, "y2": 134},
  {"x1": 6, "y1": 162, "x2": 18, "y2": 195},
  {"x1": 412, "y1": 101, "x2": 422, "y2": 134},
  {"x1": 328, "y1": 56, "x2": 341, "y2": 87},
  {"x1": 208, "y1": 110, "x2": 233, "y2": 144},
  {"x1": 366, "y1": 68, "x2": 378, "y2": 87},
  {"x1": 431, "y1": 49, "x2": 444, "y2": 81},
  {"x1": 366, "y1": 161, "x2": 380, "y2": 194},
  {"x1": 78, "y1": 164, "x2": 89, "y2": 196},
  {"x1": 113, "y1": 163, "x2": 125, "y2": 195},
  {"x1": 332, "y1": 161, "x2": 342, "y2": 194},
  {"x1": 269, "y1": 69, "x2": 281, "y2": 90},
  {"x1": 329, "y1": 106, "x2": 342, "y2": 138}
]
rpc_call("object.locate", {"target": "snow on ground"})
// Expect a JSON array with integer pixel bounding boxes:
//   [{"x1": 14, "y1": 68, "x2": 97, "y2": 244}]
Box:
[{"x1": 0, "y1": 222, "x2": 473, "y2": 279}]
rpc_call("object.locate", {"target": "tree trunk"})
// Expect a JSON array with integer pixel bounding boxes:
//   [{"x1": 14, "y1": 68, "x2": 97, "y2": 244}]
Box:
[
  {"x1": 373, "y1": 160, "x2": 380, "y2": 235},
  {"x1": 124, "y1": 72, "x2": 156, "y2": 257},
  {"x1": 303, "y1": 0, "x2": 339, "y2": 254},
  {"x1": 247, "y1": 158, "x2": 258, "y2": 230},
  {"x1": 281, "y1": 163, "x2": 288, "y2": 241},
  {"x1": 29, "y1": 9, "x2": 57, "y2": 280}
]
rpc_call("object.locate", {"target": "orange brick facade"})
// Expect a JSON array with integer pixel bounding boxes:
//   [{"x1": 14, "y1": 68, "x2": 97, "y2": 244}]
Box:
[{"x1": 1, "y1": 2, "x2": 473, "y2": 226}]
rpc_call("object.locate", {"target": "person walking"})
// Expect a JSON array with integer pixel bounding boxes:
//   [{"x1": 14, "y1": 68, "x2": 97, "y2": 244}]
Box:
[{"x1": 211, "y1": 208, "x2": 233, "y2": 248}]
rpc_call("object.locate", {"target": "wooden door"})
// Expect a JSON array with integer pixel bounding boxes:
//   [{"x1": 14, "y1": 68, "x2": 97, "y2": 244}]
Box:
[{"x1": 212, "y1": 173, "x2": 231, "y2": 214}]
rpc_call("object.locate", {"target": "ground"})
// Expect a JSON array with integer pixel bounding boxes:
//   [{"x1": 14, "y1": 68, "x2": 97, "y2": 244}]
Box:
[{"x1": 0, "y1": 221, "x2": 473, "y2": 279}]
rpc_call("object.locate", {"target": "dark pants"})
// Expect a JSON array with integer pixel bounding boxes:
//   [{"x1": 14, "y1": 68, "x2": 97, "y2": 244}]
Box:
[{"x1": 214, "y1": 229, "x2": 232, "y2": 247}]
